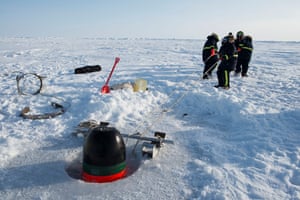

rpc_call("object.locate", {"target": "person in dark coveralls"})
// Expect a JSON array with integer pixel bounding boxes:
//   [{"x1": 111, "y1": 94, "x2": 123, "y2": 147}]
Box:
[
  {"x1": 234, "y1": 31, "x2": 253, "y2": 77},
  {"x1": 215, "y1": 34, "x2": 237, "y2": 89},
  {"x1": 202, "y1": 33, "x2": 219, "y2": 79},
  {"x1": 235, "y1": 31, "x2": 244, "y2": 52}
]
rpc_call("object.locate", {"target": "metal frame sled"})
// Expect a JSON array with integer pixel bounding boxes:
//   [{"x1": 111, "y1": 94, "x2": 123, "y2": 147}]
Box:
[
  {"x1": 122, "y1": 131, "x2": 173, "y2": 158},
  {"x1": 73, "y1": 120, "x2": 173, "y2": 159}
]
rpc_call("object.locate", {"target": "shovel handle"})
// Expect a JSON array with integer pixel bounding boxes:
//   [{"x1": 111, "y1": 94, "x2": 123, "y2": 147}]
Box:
[{"x1": 105, "y1": 57, "x2": 120, "y2": 85}]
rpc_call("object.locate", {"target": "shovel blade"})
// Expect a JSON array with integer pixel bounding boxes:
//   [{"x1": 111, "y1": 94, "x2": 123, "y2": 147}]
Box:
[{"x1": 101, "y1": 85, "x2": 110, "y2": 94}]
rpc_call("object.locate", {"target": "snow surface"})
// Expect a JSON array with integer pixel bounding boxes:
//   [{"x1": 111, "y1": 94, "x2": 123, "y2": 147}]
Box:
[{"x1": 0, "y1": 37, "x2": 299, "y2": 200}]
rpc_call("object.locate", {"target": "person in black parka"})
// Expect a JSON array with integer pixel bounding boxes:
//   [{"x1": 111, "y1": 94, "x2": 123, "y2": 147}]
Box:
[
  {"x1": 215, "y1": 34, "x2": 237, "y2": 89},
  {"x1": 235, "y1": 31, "x2": 244, "y2": 54},
  {"x1": 235, "y1": 31, "x2": 253, "y2": 77},
  {"x1": 202, "y1": 33, "x2": 219, "y2": 79}
]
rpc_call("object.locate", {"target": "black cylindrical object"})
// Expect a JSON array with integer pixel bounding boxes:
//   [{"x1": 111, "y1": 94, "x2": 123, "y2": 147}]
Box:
[{"x1": 74, "y1": 65, "x2": 101, "y2": 74}]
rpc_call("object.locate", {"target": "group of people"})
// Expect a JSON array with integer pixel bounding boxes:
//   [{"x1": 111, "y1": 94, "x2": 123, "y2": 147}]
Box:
[{"x1": 202, "y1": 31, "x2": 253, "y2": 89}]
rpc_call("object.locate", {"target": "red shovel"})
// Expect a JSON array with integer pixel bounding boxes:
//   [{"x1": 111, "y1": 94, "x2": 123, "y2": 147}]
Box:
[{"x1": 101, "y1": 57, "x2": 120, "y2": 94}]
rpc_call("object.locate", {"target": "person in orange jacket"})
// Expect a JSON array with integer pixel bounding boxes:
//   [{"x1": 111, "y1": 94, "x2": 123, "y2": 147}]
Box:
[{"x1": 202, "y1": 33, "x2": 219, "y2": 79}]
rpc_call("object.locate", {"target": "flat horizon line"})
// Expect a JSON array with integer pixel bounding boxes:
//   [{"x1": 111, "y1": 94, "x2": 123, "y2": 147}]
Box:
[{"x1": 0, "y1": 36, "x2": 299, "y2": 43}]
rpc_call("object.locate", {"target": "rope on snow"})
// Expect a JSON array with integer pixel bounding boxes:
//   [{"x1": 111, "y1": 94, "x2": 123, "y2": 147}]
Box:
[{"x1": 14, "y1": 72, "x2": 70, "y2": 120}]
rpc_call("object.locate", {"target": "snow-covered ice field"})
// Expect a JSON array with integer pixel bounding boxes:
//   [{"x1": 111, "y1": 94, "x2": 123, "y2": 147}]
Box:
[{"x1": 0, "y1": 37, "x2": 299, "y2": 199}]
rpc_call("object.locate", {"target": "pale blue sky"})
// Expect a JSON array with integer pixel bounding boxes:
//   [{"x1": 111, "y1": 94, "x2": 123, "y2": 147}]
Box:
[{"x1": 1, "y1": 0, "x2": 300, "y2": 41}]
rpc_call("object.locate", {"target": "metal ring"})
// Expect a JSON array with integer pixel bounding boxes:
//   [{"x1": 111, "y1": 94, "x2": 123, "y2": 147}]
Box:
[{"x1": 16, "y1": 73, "x2": 43, "y2": 95}]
